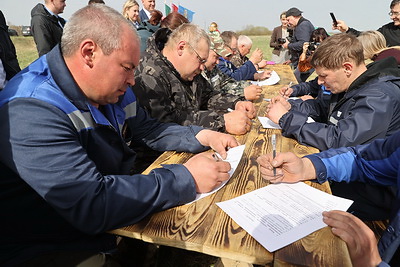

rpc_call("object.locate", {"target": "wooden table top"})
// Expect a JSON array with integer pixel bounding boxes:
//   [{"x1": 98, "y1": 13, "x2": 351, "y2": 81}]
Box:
[{"x1": 110, "y1": 64, "x2": 352, "y2": 266}]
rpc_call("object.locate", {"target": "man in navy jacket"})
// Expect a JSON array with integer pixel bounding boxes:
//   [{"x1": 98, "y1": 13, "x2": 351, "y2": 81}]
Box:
[{"x1": 0, "y1": 5, "x2": 238, "y2": 266}]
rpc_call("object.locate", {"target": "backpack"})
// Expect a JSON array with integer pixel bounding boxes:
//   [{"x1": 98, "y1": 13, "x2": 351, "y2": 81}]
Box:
[{"x1": 0, "y1": 10, "x2": 21, "y2": 81}]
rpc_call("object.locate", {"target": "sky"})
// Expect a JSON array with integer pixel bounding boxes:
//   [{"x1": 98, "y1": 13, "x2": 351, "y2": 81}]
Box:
[{"x1": 0, "y1": 0, "x2": 392, "y2": 33}]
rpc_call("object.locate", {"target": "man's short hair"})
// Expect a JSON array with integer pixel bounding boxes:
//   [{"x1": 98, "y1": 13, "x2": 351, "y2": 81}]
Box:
[
  {"x1": 310, "y1": 33, "x2": 364, "y2": 69},
  {"x1": 88, "y1": 0, "x2": 105, "y2": 4},
  {"x1": 237, "y1": 35, "x2": 252, "y2": 47},
  {"x1": 61, "y1": 4, "x2": 138, "y2": 57},
  {"x1": 220, "y1": 31, "x2": 238, "y2": 46},
  {"x1": 165, "y1": 23, "x2": 210, "y2": 50},
  {"x1": 391, "y1": 0, "x2": 400, "y2": 8}
]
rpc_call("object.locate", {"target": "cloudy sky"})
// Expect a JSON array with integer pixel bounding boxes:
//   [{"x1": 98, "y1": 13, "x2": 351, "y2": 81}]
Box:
[{"x1": 1, "y1": 0, "x2": 391, "y2": 33}]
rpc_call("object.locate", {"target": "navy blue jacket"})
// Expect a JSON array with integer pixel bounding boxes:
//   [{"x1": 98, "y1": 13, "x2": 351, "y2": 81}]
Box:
[
  {"x1": 217, "y1": 57, "x2": 257, "y2": 81},
  {"x1": 139, "y1": 8, "x2": 149, "y2": 22},
  {"x1": 0, "y1": 45, "x2": 208, "y2": 265},
  {"x1": 306, "y1": 130, "x2": 400, "y2": 266},
  {"x1": 280, "y1": 57, "x2": 400, "y2": 150}
]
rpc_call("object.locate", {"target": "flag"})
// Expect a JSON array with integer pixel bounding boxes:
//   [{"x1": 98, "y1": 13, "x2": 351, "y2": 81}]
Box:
[
  {"x1": 178, "y1": 5, "x2": 195, "y2": 22},
  {"x1": 171, "y1": 4, "x2": 178, "y2": 13},
  {"x1": 165, "y1": 3, "x2": 171, "y2": 15}
]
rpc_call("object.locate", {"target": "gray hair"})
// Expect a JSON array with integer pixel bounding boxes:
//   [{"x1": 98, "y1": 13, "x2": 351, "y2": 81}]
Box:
[
  {"x1": 61, "y1": 4, "x2": 137, "y2": 57},
  {"x1": 237, "y1": 35, "x2": 252, "y2": 47},
  {"x1": 165, "y1": 23, "x2": 210, "y2": 50}
]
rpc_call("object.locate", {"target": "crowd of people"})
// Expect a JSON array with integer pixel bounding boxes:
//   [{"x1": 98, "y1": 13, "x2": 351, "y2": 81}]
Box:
[{"x1": 1, "y1": 0, "x2": 400, "y2": 266}]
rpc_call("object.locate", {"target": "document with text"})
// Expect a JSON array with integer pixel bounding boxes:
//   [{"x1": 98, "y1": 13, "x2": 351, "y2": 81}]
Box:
[{"x1": 217, "y1": 182, "x2": 353, "y2": 252}]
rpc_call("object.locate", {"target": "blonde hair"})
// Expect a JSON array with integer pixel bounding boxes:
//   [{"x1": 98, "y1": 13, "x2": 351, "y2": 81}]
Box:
[
  {"x1": 122, "y1": 0, "x2": 140, "y2": 22},
  {"x1": 357, "y1": 31, "x2": 387, "y2": 60}
]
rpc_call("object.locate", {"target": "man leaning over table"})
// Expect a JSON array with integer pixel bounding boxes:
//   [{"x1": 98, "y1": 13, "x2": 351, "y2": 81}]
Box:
[
  {"x1": 0, "y1": 5, "x2": 239, "y2": 266},
  {"x1": 257, "y1": 131, "x2": 400, "y2": 267},
  {"x1": 266, "y1": 33, "x2": 400, "y2": 222}
]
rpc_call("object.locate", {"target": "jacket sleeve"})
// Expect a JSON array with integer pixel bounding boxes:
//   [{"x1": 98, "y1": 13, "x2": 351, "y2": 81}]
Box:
[
  {"x1": 280, "y1": 90, "x2": 396, "y2": 150},
  {"x1": 346, "y1": 27, "x2": 362, "y2": 37},
  {"x1": 0, "y1": 98, "x2": 198, "y2": 235},
  {"x1": 270, "y1": 27, "x2": 280, "y2": 48},
  {"x1": 218, "y1": 60, "x2": 257, "y2": 81},
  {"x1": 291, "y1": 77, "x2": 320, "y2": 97},
  {"x1": 305, "y1": 131, "x2": 400, "y2": 187},
  {"x1": 288, "y1": 21, "x2": 313, "y2": 53}
]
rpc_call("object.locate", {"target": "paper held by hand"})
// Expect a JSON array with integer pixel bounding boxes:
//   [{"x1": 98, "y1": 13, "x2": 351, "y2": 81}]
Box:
[
  {"x1": 251, "y1": 70, "x2": 280, "y2": 86},
  {"x1": 217, "y1": 182, "x2": 353, "y2": 252}
]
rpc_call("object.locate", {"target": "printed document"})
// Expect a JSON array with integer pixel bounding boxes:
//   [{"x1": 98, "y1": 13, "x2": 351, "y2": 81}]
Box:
[
  {"x1": 251, "y1": 70, "x2": 280, "y2": 86},
  {"x1": 217, "y1": 182, "x2": 353, "y2": 251},
  {"x1": 258, "y1": 116, "x2": 281, "y2": 129}
]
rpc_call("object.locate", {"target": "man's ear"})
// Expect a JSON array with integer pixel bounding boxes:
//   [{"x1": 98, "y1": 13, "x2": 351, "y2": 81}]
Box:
[
  {"x1": 177, "y1": 40, "x2": 186, "y2": 56},
  {"x1": 343, "y1": 62, "x2": 353, "y2": 75},
  {"x1": 80, "y1": 40, "x2": 97, "y2": 68}
]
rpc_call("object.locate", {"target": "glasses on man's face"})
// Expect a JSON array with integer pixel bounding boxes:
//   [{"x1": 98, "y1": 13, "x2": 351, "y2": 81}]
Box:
[
  {"x1": 389, "y1": 11, "x2": 400, "y2": 16},
  {"x1": 225, "y1": 44, "x2": 238, "y2": 54},
  {"x1": 186, "y1": 42, "x2": 207, "y2": 64}
]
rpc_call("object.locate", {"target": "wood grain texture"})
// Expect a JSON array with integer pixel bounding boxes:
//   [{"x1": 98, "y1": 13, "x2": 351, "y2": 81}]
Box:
[{"x1": 110, "y1": 65, "x2": 351, "y2": 266}]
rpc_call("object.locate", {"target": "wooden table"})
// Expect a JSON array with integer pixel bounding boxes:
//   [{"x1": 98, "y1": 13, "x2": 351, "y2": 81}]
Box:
[{"x1": 110, "y1": 65, "x2": 352, "y2": 266}]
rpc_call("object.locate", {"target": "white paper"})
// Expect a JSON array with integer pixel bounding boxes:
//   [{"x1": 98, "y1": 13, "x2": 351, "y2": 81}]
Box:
[
  {"x1": 258, "y1": 116, "x2": 281, "y2": 129},
  {"x1": 251, "y1": 70, "x2": 280, "y2": 86},
  {"x1": 217, "y1": 182, "x2": 353, "y2": 252},
  {"x1": 187, "y1": 145, "x2": 246, "y2": 204}
]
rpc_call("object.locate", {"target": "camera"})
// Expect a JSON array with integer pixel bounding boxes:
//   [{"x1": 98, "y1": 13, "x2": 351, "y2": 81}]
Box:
[
  {"x1": 307, "y1": 41, "x2": 320, "y2": 52},
  {"x1": 277, "y1": 38, "x2": 286, "y2": 44}
]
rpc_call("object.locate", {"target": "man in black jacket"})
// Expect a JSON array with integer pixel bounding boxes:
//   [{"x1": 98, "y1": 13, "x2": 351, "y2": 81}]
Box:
[
  {"x1": 31, "y1": 0, "x2": 67, "y2": 57},
  {"x1": 0, "y1": 10, "x2": 20, "y2": 89}
]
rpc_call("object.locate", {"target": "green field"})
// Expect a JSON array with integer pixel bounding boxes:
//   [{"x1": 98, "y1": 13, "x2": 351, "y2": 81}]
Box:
[{"x1": 12, "y1": 35, "x2": 273, "y2": 69}]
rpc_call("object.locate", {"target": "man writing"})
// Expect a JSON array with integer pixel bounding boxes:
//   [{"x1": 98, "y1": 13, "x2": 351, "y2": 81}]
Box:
[
  {"x1": 0, "y1": 5, "x2": 239, "y2": 266},
  {"x1": 31, "y1": 0, "x2": 67, "y2": 57},
  {"x1": 257, "y1": 131, "x2": 400, "y2": 267}
]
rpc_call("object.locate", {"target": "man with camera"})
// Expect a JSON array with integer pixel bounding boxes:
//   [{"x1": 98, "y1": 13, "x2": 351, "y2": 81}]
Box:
[{"x1": 282, "y1": 7, "x2": 314, "y2": 81}]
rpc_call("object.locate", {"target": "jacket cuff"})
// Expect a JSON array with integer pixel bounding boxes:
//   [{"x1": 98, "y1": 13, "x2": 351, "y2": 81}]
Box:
[{"x1": 304, "y1": 154, "x2": 328, "y2": 184}]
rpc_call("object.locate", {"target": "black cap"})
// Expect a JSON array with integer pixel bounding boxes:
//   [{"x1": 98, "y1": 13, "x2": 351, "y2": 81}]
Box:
[{"x1": 286, "y1": 7, "x2": 303, "y2": 17}]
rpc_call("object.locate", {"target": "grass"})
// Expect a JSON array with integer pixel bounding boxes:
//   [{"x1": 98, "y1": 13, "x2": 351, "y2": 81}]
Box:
[{"x1": 11, "y1": 36, "x2": 38, "y2": 69}]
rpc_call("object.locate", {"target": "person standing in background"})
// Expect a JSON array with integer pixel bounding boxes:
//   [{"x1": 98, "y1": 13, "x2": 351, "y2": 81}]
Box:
[
  {"x1": 270, "y1": 11, "x2": 291, "y2": 64},
  {"x1": 122, "y1": 0, "x2": 141, "y2": 29},
  {"x1": 139, "y1": 0, "x2": 155, "y2": 22},
  {"x1": 31, "y1": 0, "x2": 67, "y2": 57}
]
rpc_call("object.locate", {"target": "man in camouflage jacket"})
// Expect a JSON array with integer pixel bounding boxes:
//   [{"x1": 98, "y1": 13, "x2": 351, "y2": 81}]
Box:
[{"x1": 132, "y1": 24, "x2": 255, "y2": 134}]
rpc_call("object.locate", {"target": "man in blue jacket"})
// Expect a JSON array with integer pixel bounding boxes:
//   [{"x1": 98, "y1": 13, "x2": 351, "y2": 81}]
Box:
[
  {"x1": 0, "y1": 5, "x2": 239, "y2": 266},
  {"x1": 257, "y1": 131, "x2": 400, "y2": 267}
]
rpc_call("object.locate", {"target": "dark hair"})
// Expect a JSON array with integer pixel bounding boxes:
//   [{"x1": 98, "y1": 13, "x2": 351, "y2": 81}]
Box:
[
  {"x1": 149, "y1": 10, "x2": 163, "y2": 26},
  {"x1": 220, "y1": 31, "x2": 238, "y2": 46},
  {"x1": 88, "y1": 0, "x2": 105, "y2": 4},
  {"x1": 391, "y1": 0, "x2": 400, "y2": 8},
  {"x1": 160, "y1": 12, "x2": 189, "y2": 30},
  {"x1": 310, "y1": 27, "x2": 329, "y2": 43}
]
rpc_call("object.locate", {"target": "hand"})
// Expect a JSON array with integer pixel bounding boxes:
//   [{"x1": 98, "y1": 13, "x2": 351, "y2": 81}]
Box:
[
  {"x1": 302, "y1": 42, "x2": 310, "y2": 53},
  {"x1": 265, "y1": 96, "x2": 291, "y2": 124},
  {"x1": 322, "y1": 210, "x2": 382, "y2": 267},
  {"x1": 333, "y1": 19, "x2": 349, "y2": 32},
  {"x1": 249, "y1": 48, "x2": 263, "y2": 64},
  {"x1": 224, "y1": 110, "x2": 252, "y2": 135},
  {"x1": 195, "y1": 129, "x2": 239, "y2": 159},
  {"x1": 257, "y1": 152, "x2": 315, "y2": 183},
  {"x1": 283, "y1": 59, "x2": 291, "y2": 65},
  {"x1": 235, "y1": 101, "x2": 256, "y2": 119},
  {"x1": 254, "y1": 70, "x2": 272, "y2": 81},
  {"x1": 282, "y1": 42, "x2": 289, "y2": 49},
  {"x1": 279, "y1": 86, "x2": 293, "y2": 98},
  {"x1": 244, "y1": 84, "x2": 262, "y2": 101},
  {"x1": 184, "y1": 152, "x2": 232, "y2": 193},
  {"x1": 257, "y1": 60, "x2": 268, "y2": 69}
]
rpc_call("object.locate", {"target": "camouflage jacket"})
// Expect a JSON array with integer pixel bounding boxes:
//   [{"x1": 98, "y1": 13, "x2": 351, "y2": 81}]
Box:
[
  {"x1": 230, "y1": 52, "x2": 249, "y2": 68},
  {"x1": 132, "y1": 28, "x2": 241, "y2": 132},
  {"x1": 201, "y1": 67, "x2": 250, "y2": 98}
]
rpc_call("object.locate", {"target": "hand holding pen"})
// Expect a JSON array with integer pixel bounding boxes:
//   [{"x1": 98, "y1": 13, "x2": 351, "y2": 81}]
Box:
[{"x1": 279, "y1": 81, "x2": 293, "y2": 99}]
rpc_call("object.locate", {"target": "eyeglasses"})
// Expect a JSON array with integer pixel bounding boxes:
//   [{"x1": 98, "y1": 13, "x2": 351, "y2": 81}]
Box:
[
  {"x1": 389, "y1": 11, "x2": 400, "y2": 16},
  {"x1": 225, "y1": 44, "x2": 238, "y2": 54},
  {"x1": 186, "y1": 42, "x2": 207, "y2": 64}
]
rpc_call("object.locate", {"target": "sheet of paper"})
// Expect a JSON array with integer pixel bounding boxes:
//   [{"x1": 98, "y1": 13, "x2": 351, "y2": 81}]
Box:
[
  {"x1": 258, "y1": 116, "x2": 281, "y2": 129},
  {"x1": 217, "y1": 182, "x2": 353, "y2": 252},
  {"x1": 251, "y1": 70, "x2": 280, "y2": 86},
  {"x1": 186, "y1": 145, "x2": 246, "y2": 204}
]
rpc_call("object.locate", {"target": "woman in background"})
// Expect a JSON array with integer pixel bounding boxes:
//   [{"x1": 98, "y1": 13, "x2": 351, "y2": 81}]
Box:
[
  {"x1": 270, "y1": 12, "x2": 290, "y2": 64},
  {"x1": 137, "y1": 10, "x2": 162, "y2": 54},
  {"x1": 122, "y1": 0, "x2": 141, "y2": 29},
  {"x1": 358, "y1": 30, "x2": 400, "y2": 65}
]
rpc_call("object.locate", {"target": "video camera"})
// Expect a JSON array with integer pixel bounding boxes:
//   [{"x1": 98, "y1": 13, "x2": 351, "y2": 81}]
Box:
[{"x1": 307, "y1": 41, "x2": 320, "y2": 52}]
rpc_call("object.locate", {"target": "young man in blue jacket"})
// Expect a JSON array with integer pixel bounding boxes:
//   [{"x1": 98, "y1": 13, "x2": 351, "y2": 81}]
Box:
[
  {"x1": 0, "y1": 4, "x2": 239, "y2": 266},
  {"x1": 257, "y1": 131, "x2": 400, "y2": 267}
]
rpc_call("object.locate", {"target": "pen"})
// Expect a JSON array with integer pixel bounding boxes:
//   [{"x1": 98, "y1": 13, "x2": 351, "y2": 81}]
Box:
[
  {"x1": 284, "y1": 81, "x2": 293, "y2": 96},
  {"x1": 212, "y1": 153, "x2": 224, "y2": 162},
  {"x1": 272, "y1": 134, "x2": 277, "y2": 177}
]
